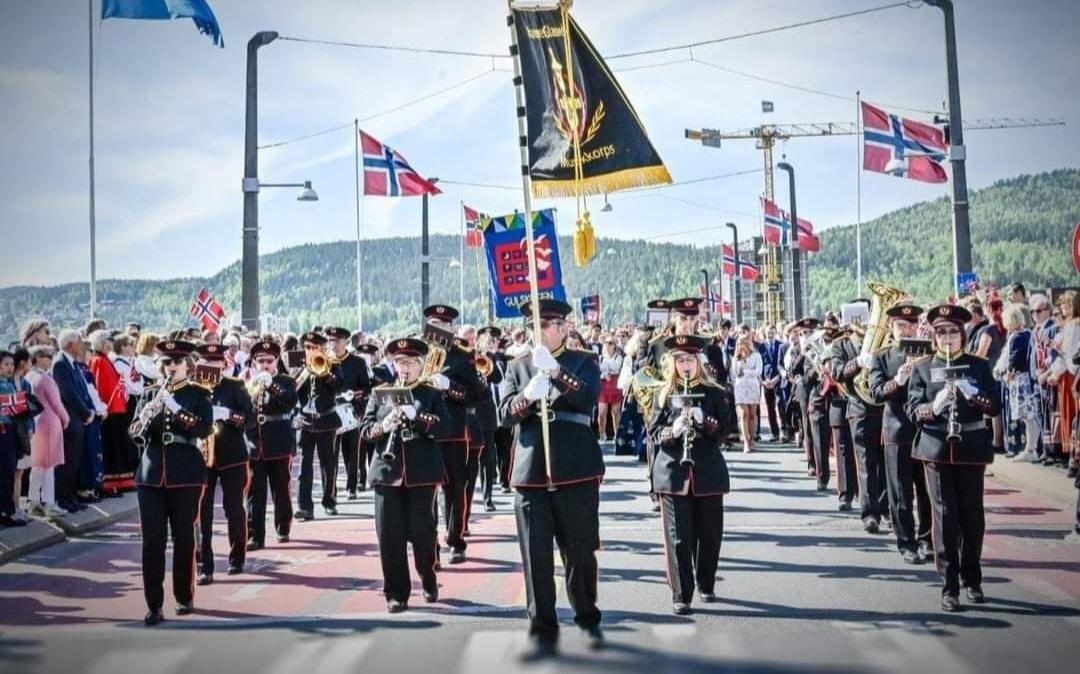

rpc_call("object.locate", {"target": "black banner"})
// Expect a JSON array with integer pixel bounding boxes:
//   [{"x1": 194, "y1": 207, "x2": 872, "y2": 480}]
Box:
[{"x1": 512, "y1": 6, "x2": 671, "y2": 198}]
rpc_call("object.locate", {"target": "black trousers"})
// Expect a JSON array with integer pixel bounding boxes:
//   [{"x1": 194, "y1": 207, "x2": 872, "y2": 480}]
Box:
[
  {"x1": 923, "y1": 462, "x2": 986, "y2": 596},
  {"x1": 495, "y1": 427, "x2": 514, "y2": 488},
  {"x1": 515, "y1": 480, "x2": 602, "y2": 641},
  {"x1": 198, "y1": 463, "x2": 249, "y2": 576},
  {"x1": 762, "y1": 387, "x2": 781, "y2": 438},
  {"x1": 438, "y1": 441, "x2": 469, "y2": 552},
  {"x1": 137, "y1": 485, "x2": 203, "y2": 611},
  {"x1": 808, "y1": 410, "x2": 831, "y2": 487},
  {"x1": 832, "y1": 422, "x2": 859, "y2": 503},
  {"x1": 374, "y1": 484, "x2": 438, "y2": 602},
  {"x1": 338, "y1": 428, "x2": 362, "y2": 493},
  {"x1": 463, "y1": 446, "x2": 483, "y2": 527},
  {"x1": 658, "y1": 493, "x2": 724, "y2": 604},
  {"x1": 850, "y1": 413, "x2": 887, "y2": 523},
  {"x1": 884, "y1": 442, "x2": 932, "y2": 552},
  {"x1": 298, "y1": 429, "x2": 338, "y2": 511},
  {"x1": 480, "y1": 425, "x2": 498, "y2": 502},
  {"x1": 247, "y1": 459, "x2": 292, "y2": 545},
  {"x1": 57, "y1": 421, "x2": 85, "y2": 506}
]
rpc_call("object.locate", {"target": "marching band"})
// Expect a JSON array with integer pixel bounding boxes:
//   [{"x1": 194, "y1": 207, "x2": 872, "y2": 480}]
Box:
[{"x1": 121, "y1": 286, "x2": 1004, "y2": 653}]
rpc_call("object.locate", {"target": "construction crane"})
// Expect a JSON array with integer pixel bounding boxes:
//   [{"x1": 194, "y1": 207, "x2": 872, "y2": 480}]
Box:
[{"x1": 686, "y1": 116, "x2": 1066, "y2": 325}]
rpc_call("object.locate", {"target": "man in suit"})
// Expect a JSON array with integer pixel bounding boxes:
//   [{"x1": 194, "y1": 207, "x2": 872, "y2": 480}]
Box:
[
  {"x1": 761, "y1": 324, "x2": 786, "y2": 442},
  {"x1": 53, "y1": 329, "x2": 95, "y2": 513}
]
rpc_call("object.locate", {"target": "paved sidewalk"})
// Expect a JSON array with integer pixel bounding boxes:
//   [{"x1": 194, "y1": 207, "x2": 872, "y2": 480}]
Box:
[{"x1": 0, "y1": 493, "x2": 138, "y2": 565}]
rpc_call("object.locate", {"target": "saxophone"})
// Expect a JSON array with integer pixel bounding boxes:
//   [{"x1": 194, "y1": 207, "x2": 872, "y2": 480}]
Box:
[{"x1": 129, "y1": 384, "x2": 167, "y2": 448}]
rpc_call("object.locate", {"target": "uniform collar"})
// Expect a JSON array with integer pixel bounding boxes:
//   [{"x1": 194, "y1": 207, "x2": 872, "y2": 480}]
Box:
[{"x1": 168, "y1": 380, "x2": 189, "y2": 394}]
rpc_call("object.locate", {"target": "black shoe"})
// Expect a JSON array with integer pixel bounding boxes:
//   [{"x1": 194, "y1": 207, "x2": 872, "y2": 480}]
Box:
[
  {"x1": 652, "y1": 502, "x2": 661, "y2": 513},
  {"x1": 386, "y1": 598, "x2": 407, "y2": 613},
  {"x1": 144, "y1": 609, "x2": 164, "y2": 626},
  {"x1": 965, "y1": 586, "x2": 985, "y2": 603},
  {"x1": 941, "y1": 594, "x2": 961, "y2": 612},
  {"x1": 276, "y1": 534, "x2": 289, "y2": 544},
  {"x1": 484, "y1": 500, "x2": 496, "y2": 512},
  {"x1": 358, "y1": 483, "x2": 367, "y2": 492},
  {"x1": 449, "y1": 550, "x2": 466, "y2": 564},
  {"x1": 423, "y1": 589, "x2": 439, "y2": 603},
  {"x1": 520, "y1": 637, "x2": 557, "y2": 662},
  {"x1": 347, "y1": 490, "x2": 358, "y2": 501},
  {"x1": 227, "y1": 565, "x2": 242, "y2": 576},
  {"x1": 0, "y1": 515, "x2": 27, "y2": 527},
  {"x1": 175, "y1": 602, "x2": 194, "y2": 616},
  {"x1": 808, "y1": 467, "x2": 818, "y2": 476},
  {"x1": 60, "y1": 501, "x2": 80, "y2": 514},
  {"x1": 247, "y1": 540, "x2": 263, "y2": 551},
  {"x1": 501, "y1": 485, "x2": 512, "y2": 494},
  {"x1": 863, "y1": 519, "x2": 880, "y2": 534},
  {"x1": 838, "y1": 501, "x2": 853, "y2": 512},
  {"x1": 462, "y1": 528, "x2": 470, "y2": 538},
  {"x1": 582, "y1": 624, "x2": 604, "y2": 649},
  {"x1": 918, "y1": 542, "x2": 934, "y2": 562},
  {"x1": 323, "y1": 506, "x2": 337, "y2": 516},
  {"x1": 672, "y1": 602, "x2": 692, "y2": 615},
  {"x1": 816, "y1": 482, "x2": 829, "y2": 492},
  {"x1": 700, "y1": 592, "x2": 718, "y2": 603},
  {"x1": 901, "y1": 549, "x2": 920, "y2": 565},
  {"x1": 197, "y1": 573, "x2": 213, "y2": 586},
  {"x1": 295, "y1": 509, "x2": 313, "y2": 521}
]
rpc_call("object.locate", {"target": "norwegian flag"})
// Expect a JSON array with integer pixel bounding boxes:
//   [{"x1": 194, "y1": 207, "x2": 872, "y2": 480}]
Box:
[
  {"x1": 738, "y1": 257, "x2": 760, "y2": 282},
  {"x1": 721, "y1": 244, "x2": 759, "y2": 281},
  {"x1": 862, "y1": 102, "x2": 948, "y2": 183},
  {"x1": 699, "y1": 283, "x2": 730, "y2": 317},
  {"x1": 794, "y1": 216, "x2": 821, "y2": 252},
  {"x1": 361, "y1": 130, "x2": 441, "y2": 197},
  {"x1": 190, "y1": 288, "x2": 225, "y2": 331},
  {"x1": 463, "y1": 204, "x2": 486, "y2": 248},
  {"x1": 721, "y1": 244, "x2": 739, "y2": 277},
  {"x1": 762, "y1": 197, "x2": 788, "y2": 246}
]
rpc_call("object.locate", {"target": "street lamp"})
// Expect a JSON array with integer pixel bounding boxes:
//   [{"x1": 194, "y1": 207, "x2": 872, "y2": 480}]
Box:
[
  {"x1": 726, "y1": 222, "x2": 741, "y2": 324},
  {"x1": 776, "y1": 161, "x2": 804, "y2": 317},
  {"x1": 256, "y1": 180, "x2": 319, "y2": 201},
  {"x1": 601, "y1": 194, "x2": 613, "y2": 212},
  {"x1": 420, "y1": 177, "x2": 440, "y2": 311},
  {"x1": 241, "y1": 30, "x2": 280, "y2": 331}
]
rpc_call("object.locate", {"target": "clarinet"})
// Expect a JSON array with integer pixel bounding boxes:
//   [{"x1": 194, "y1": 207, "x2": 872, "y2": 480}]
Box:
[
  {"x1": 680, "y1": 379, "x2": 697, "y2": 468},
  {"x1": 945, "y1": 352, "x2": 963, "y2": 443}
]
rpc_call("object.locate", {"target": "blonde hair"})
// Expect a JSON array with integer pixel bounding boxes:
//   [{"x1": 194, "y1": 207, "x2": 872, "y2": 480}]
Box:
[
  {"x1": 657, "y1": 350, "x2": 715, "y2": 408},
  {"x1": 136, "y1": 332, "x2": 160, "y2": 356},
  {"x1": 735, "y1": 336, "x2": 754, "y2": 359},
  {"x1": 1002, "y1": 304, "x2": 1026, "y2": 331}
]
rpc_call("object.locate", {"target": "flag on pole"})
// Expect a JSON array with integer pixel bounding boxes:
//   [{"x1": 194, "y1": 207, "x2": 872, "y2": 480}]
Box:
[
  {"x1": 721, "y1": 244, "x2": 738, "y2": 276},
  {"x1": 862, "y1": 101, "x2": 948, "y2": 183},
  {"x1": 794, "y1": 216, "x2": 821, "y2": 252},
  {"x1": 101, "y1": 0, "x2": 224, "y2": 47},
  {"x1": 190, "y1": 288, "x2": 225, "y2": 330},
  {"x1": 463, "y1": 205, "x2": 486, "y2": 248},
  {"x1": 762, "y1": 197, "x2": 787, "y2": 246},
  {"x1": 360, "y1": 130, "x2": 441, "y2": 197},
  {"x1": 722, "y1": 245, "x2": 759, "y2": 281},
  {"x1": 580, "y1": 294, "x2": 602, "y2": 324}
]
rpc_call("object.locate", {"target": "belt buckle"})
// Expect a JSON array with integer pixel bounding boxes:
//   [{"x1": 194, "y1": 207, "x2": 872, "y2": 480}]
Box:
[
  {"x1": 257, "y1": 414, "x2": 267, "y2": 426},
  {"x1": 162, "y1": 432, "x2": 175, "y2": 444}
]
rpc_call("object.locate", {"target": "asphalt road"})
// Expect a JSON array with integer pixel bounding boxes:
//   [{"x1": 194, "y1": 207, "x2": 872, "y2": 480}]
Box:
[{"x1": 1, "y1": 443, "x2": 1077, "y2": 674}]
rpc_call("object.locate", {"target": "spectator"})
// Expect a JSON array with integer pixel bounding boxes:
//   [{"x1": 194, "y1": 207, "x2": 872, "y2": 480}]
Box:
[
  {"x1": 10, "y1": 349, "x2": 36, "y2": 521},
  {"x1": 134, "y1": 333, "x2": 162, "y2": 390},
  {"x1": 1048, "y1": 291, "x2": 1079, "y2": 476},
  {"x1": 77, "y1": 340, "x2": 106, "y2": 501},
  {"x1": 731, "y1": 336, "x2": 763, "y2": 454},
  {"x1": 89, "y1": 330, "x2": 133, "y2": 495},
  {"x1": 566, "y1": 330, "x2": 586, "y2": 351},
  {"x1": 53, "y1": 329, "x2": 93, "y2": 513},
  {"x1": 997, "y1": 305, "x2": 1040, "y2": 462},
  {"x1": 20, "y1": 319, "x2": 51, "y2": 348},
  {"x1": 963, "y1": 300, "x2": 988, "y2": 351},
  {"x1": 977, "y1": 297, "x2": 1009, "y2": 453},
  {"x1": 0, "y1": 350, "x2": 26, "y2": 527},
  {"x1": 25, "y1": 346, "x2": 68, "y2": 519},
  {"x1": 761, "y1": 324, "x2": 786, "y2": 442},
  {"x1": 1030, "y1": 294, "x2": 1061, "y2": 465},
  {"x1": 83, "y1": 318, "x2": 107, "y2": 338},
  {"x1": 597, "y1": 337, "x2": 623, "y2": 445}
]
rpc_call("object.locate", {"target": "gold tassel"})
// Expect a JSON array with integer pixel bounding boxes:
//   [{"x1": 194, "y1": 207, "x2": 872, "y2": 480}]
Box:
[{"x1": 573, "y1": 211, "x2": 595, "y2": 266}]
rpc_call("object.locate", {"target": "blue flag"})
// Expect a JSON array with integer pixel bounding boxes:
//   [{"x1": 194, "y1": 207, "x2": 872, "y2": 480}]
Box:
[
  {"x1": 481, "y1": 209, "x2": 567, "y2": 319},
  {"x1": 102, "y1": 0, "x2": 224, "y2": 47}
]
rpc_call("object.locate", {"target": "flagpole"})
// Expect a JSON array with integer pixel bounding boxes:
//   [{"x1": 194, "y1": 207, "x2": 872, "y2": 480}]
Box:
[
  {"x1": 88, "y1": 0, "x2": 97, "y2": 319},
  {"x1": 856, "y1": 91, "x2": 863, "y2": 297},
  {"x1": 458, "y1": 200, "x2": 465, "y2": 316},
  {"x1": 508, "y1": 2, "x2": 553, "y2": 487},
  {"x1": 354, "y1": 118, "x2": 364, "y2": 332}
]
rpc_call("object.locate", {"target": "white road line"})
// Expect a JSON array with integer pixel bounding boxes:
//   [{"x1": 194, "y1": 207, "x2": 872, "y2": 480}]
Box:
[
  {"x1": 266, "y1": 634, "x2": 372, "y2": 674},
  {"x1": 88, "y1": 647, "x2": 189, "y2": 674},
  {"x1": 458, "y1": 630, "x2": 533, "y2": 670}
]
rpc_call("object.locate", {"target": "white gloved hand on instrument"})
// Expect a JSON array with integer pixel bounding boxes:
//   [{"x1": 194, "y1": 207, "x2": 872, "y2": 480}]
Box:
[
  {"x1": 429, "y1": 373, "x2": 450, "y2": 391},
  {"x1": 531, "y1": 345, "x2": 560, "y2": 375},
  {"x1": 400, "y1": 404, "x2": 417, "y2": 420},
  {"x1": 523, "y1": 373, "x2": 551, "y2": 402},
  {"x1": 894, "y1": 362, "x2": 913, "y2": 386},
  {"x1": 672, "y1": 415, "x2": 689, "y2": 438},
  {"x1": 931, "y1": 387, "x2": 951, "y2": 416},
  {"x1": 212, "y1": 405, "x2": 231, "y2": 422},
  {"x1": 380, "y1": 413, "x2": 400, "y2": 434},
  {"x1": 690, "y1": 407, "x2": 704, "y2": 424},
  {"x1": 856, "y1": 353, "x2": 874, "y2": 369},
  {"x1": 163, "y1": 391, "x2": 181, "y2": 413},
  {"x1": 955, "y1": 380, "x2": 978, "y2": 400}
]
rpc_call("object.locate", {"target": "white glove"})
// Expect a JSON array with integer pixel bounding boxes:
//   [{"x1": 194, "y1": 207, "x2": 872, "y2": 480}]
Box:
[
  {"x1": 690, "y1": 407, "x2": 704, "y2": 424},
  {"x1": 234, "y1": 351, "x2": 248, "y2": 367},
  {"x1": 430, "y1": 373, "x2": 450, "y2": 391},
  {"x1": 523, "y1": 373, "x2": 551, "y2": 402},
  {"x1": 212, "y1": 405, "x2": 231, "y2": 422},
  {"x1": 531, "y1": 345, "x2": 560, "y2": 375},
  {"x1": 857, "y1": 353, "x2": 874, "y2": 369},
  {"x1": 672, "y1": 416, "x2": 689, "y2": 438},
  {"x1": 256, "y1": 372, "x2": 274, "y2": 387},
  {"x1": 400, "y1": 404, "x2": 417, "y2": 420},
  {"x1": 956, "y1": 380, "x2": 978, "y2": 399},
  {"x1": 893, "y1": 362, "x2": 913, "y2": 386},
  {"x1": 380, "y1": 413, "x2": 400, "y2": 434},
  {"x1": 931, "y1": 387, "x2": 951, "y2": 416},
  {"x1": 163, "y1": 391, "x2": 181, "y2": 413}
]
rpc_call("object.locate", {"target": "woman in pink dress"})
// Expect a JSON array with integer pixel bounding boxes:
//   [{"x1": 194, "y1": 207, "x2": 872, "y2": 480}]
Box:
[{"x1": 25, "y1": 345, "x2": 68, "y2": 517}]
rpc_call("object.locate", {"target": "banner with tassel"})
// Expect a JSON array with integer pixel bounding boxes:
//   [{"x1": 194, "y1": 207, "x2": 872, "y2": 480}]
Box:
[{"x1": 511, "y1": 0, "x2": 671, "y2": 266}]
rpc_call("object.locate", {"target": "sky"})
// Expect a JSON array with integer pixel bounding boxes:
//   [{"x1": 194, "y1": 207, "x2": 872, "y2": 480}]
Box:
[{"x1": 1, "y1": 0, "x2": 1077, "y2": 288}]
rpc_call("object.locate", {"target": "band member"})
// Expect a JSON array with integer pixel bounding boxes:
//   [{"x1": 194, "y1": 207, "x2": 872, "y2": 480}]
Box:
[
  {"x1": 907, "y1": 304, "x2": 999, "y2": 612},
  {"x1": 868, "y1": 303, "x2": 933, "y2": 564},
  {"x1": 455, "y1": 325, "x2": 491, "y2": 529},
  {"x1": 823, "y1": 326, "x2": 859, "y2": 509},
  {"x1": 785, "y1": 319, "x2": 817, "y2": 474},
  {"x1": 194, "y1": 344, "x2": 254, "y2": 585},
  {"x1": 245, "y1": 341, "x2": 298, "y2": 551},
  {"x1": 649, "y1": 335, "x2": 730, "y2": 615},
  {"x1": 799, "y1": 319, "x2": 835, "y2": 491},
  {"x1": 832, "y1": 310, "x2": 888, "y2": 533},
  {"x1": 423, "y1": 305, "x2": 486, "y2": 564},
  {"x1": 357, "y1": 342, "x2": 387, "y2": 490},
  {"x1": 295, "y1": 331, "x2": 343, "y2": 520},
  {"x1": 361, "y1": 337, "x2": 449, "y2": 613},
  {"x1": 326, "y1": 327, "x2": 372, "y2": 501},
  {"x1": 133, "y1": 339, "x2": 212, "y2": 625},
  {"x1": 499, "y1": 299, "x2": 604, "y2": 658},
  {"x1": 475, "y1": 325, "x2": 505, "y2": 511}
]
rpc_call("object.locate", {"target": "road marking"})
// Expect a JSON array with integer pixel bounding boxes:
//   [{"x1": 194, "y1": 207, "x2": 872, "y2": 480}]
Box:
[
  {"x1": 223, "y1": 583, "x2": 265, "y2": 603},
  {"x1": 266, "y1": 634, "x2": 371, "y2": 674},
  {"x1": 459, "y1": 630, "x2": 530, "y2": 669},
  {"x1": 89, "y1": 647, "x2": 189, "y2": 674}
]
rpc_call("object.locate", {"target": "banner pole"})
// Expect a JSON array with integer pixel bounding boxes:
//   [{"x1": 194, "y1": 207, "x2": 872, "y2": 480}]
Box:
[
  {"x1": 354, "y1": 118, "x2": 364, "y2": 332},
  {"x1": 508, "y1": 2, "x2": 553, "y2": 487}
]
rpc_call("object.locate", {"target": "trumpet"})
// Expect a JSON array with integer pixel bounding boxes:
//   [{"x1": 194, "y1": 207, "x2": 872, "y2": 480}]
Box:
[
  {"x1": 307, "y1": 352, "x2": 330, "y2": 377},
  {"x1": 475, "y1": 352, "x2": 494, "y2": 379}
]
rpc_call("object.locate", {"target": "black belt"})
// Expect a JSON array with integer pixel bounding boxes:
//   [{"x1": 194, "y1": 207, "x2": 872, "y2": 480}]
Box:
[
  {"x1": 161, "y1": 432, "x2": 196, "y2": 445},
  {"x1": 551, "y1": 411, "x2": 591, "y2": 427},
  {"x1": 258, "y1": 413, "x2": 292, "y2": 425},
  {"x1": 926, "y1": 421, "x2": 987, "y2": 433}
]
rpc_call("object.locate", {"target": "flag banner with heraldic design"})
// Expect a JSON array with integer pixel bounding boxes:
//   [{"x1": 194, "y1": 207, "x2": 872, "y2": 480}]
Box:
[{"x1": 480, "y1": 208, "x2": 567, "y2": 318}]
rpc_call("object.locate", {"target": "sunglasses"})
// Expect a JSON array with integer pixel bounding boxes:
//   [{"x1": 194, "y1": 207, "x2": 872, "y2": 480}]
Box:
[
  {"x1": 934, "y1": 328, "x2": 962, "y2": 337},
  {"x1": 1033, "y1": 307, "x2": 1050, "y2": 314}
]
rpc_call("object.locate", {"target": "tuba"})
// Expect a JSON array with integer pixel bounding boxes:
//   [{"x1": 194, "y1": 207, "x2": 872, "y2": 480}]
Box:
[
  {"x1": 631, "y1": 366, "x2": 666, "y2": 424},
  {"x1": 849, "y1": 281, "x2": 907, "y2": 404}
]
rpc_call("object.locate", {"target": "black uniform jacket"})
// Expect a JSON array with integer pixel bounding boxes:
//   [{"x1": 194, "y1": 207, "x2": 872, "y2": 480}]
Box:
[
  {"x1": 475, "y1": 351, "x2": 503, "y2": 435},
  {"x1": 247, "y1": 374, "x2": 298, "y2": 461},
  {"x1": 824, "y1": 341, "x2": 849, "y2": 425},
  {"x1": 210, "y1": 376, "x2": 255, "y2": 469},
  {"x1": 907, "y1": 352, "x2": 1000, "y2": 465},
  {"x1": 868, "y1": 345, "x2": 917, "y2": 444},
  {"x1": 371, "y1": 363, "x2": 395, "y2": 387},
  {"x1": 440, "y1": 342, "x2": 487, "y2": 444},
  {"x1": 333, "y1": 352, "x2": 372, "y2": 416},
  {"x1": 135, "y1": 381, "x2": 213, "y2": 488},
  {"x1": 830, "y1": 336, "x2": 882, "y2": 419},
  {"x1": 296, "y1": 368, "x2": 343, "y2": 432},
  {"x1": 361, "y1": 383, "x2": 449, "y2": 487},
  {"x1": 499, "y1": 345, "x2": 604, "y2": 488},
  {"x1": 648, "y1": 381, "x2": 731, "y2": 497}
]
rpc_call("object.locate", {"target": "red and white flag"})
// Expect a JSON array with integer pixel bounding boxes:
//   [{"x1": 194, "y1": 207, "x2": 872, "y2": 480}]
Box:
[
  {"x1": 360, "y1": 130, "x2": 441, "y2": 197},
  {"x1": 862, "y1": 102, "x2": 948, "y2": 184},
  {"x1": 190, "y1": 288, "x2": 225, "y2": 331},
  {"x1": 762, "y1": 197, "x2": 787, "y2": 246},
  {"x1": 463, "y1": 204, "x2": 486, "y2": 248},
  {"x1": 795, "y1": 216, "x2": 821, "y2": 252}
]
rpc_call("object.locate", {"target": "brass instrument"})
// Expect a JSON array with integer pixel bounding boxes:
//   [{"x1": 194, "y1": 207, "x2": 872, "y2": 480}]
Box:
[
  {"x1": 200, "y1": 427, "x2": 218, "y2": 468},
  {"x1": 377, "y1": 384, "x2": 415, "y2": 462},
  {"x1": 631, "y1": 367, "x2": 666, "y2": 424},
  {"x1": 848, "y1": 281, "x2": 908, "y2": 405},
  {"x1": 129, "y1": 383, "x2": 167, "y2": 448},
  {"x1": 307, "y1": 352, "x2": 330, "y2": 377},
  {"x1": 247, "y1": 371, "x2": 273, "y2": 425},
  {"x1": 475, "y1": 353, "x2": 494, "y2": 379},
  {"x1": 420, "y1": 322, "x2": 454, "y2": 380}
]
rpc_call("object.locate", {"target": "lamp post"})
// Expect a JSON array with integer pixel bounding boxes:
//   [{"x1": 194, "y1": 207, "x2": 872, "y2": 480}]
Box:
[
  {"x1": 924, "y1": 0, "x2": 972, "y2": 299},
  {"x1": 776, "y1": 161, "x2": 804, "y2": 318},
  {"x1": 241, "y1": 30, "x2": 279, "y2": 331},
  {"x1": 726, "y1": 222, "x2": 741, "y2": 325},
  {"x1": 700, "y1": 267, "x2": 711, "y2": 324},
  {"x1": 420, "y1": 177, "x2": 440, "y2": 311}
]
